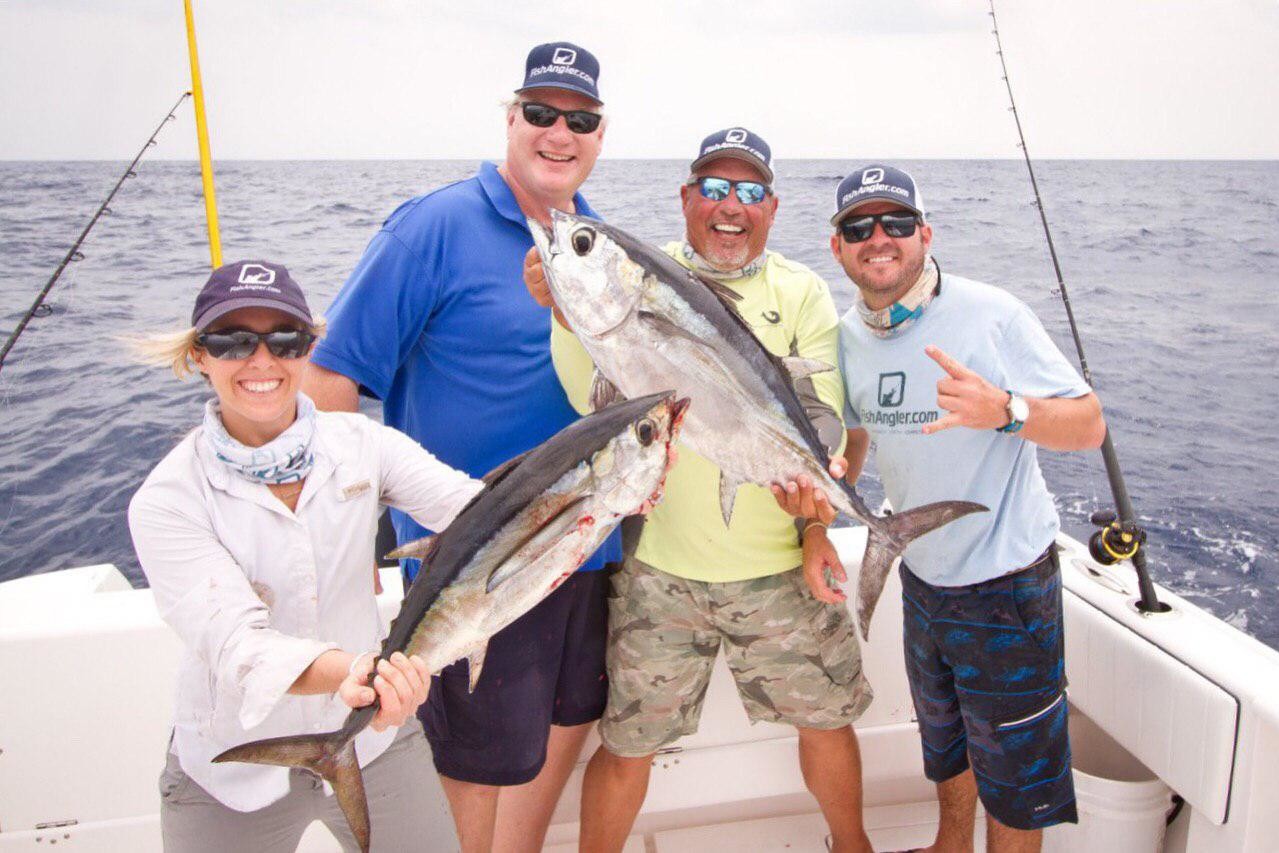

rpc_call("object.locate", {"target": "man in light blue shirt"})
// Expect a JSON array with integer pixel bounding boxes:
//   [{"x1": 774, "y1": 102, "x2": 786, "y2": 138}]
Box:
[{"x1": 776, "y1": 165, "x2": 1105, "y2": 852}]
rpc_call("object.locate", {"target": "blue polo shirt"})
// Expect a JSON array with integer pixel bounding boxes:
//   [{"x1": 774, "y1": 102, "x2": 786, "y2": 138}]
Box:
[{"x1": 313, "y1": 161, "x2": 621, "y2": 576}]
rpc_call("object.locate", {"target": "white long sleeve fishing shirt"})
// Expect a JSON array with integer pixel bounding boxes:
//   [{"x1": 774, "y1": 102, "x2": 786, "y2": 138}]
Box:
[{"x1": 128, "y1": 410, "x2": 482, "y2": 812}]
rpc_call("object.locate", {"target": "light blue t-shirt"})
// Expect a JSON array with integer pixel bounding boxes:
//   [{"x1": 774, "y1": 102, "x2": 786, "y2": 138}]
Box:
[{"x1": 839, "y1": 274, "x2": 1090, "y2": 586}]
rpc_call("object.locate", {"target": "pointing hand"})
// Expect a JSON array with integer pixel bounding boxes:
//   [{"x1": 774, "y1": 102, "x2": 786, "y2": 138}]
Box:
[{"x1": 921, "y1": 345, "x2": 1011, "y2": 434}]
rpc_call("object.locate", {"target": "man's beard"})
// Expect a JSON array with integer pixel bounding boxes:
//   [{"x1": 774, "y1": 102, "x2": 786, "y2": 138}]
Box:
[
  {"x1": 703, "y1": 241, "x2": 752, "y2": 272},
  {"x1": 855, "y1": 252, "x2": 926, "y2": 300}
]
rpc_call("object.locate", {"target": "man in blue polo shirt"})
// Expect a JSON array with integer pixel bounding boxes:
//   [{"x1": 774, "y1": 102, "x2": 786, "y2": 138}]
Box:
[
  {"x1": 304, "y1": 42, "x2": 618, "y2": 853},
  {"x1": 775, "y1": 165, "x2": 1106, "y2": 852}
]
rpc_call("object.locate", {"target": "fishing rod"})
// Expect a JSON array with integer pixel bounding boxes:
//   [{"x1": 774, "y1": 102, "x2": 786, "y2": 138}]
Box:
[
  {"x1": 0, "y1": 91, "x2": 191, "y2": 376},
  {"x1": 987, "y1": 0, "x2": 1167, "y2": 614}
]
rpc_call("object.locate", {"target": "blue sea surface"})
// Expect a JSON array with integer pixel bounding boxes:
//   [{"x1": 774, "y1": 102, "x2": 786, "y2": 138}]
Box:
[{"x1": 1, "y1": 159, "x2": 1276, "y2": 649}]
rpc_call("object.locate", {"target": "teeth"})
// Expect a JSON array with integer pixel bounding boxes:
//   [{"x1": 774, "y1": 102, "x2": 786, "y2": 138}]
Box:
[
  {"x1": 540, "y1": 152, "x2": 573, "y2": 162},
  {"x1": 865, "y1": 256, "x2": 896, "y2": 264},
  {"x1": 241, "y1": 379, "x2": 282, "y2": 393},
  {"x1": 712, "y1": 224, "x2": 744, "y2": 233}
]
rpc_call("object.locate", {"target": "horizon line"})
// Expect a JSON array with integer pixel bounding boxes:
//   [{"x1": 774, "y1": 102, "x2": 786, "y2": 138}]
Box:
[{"x1": 3, "y1": 154, "x2": 1277, "y2": 164}]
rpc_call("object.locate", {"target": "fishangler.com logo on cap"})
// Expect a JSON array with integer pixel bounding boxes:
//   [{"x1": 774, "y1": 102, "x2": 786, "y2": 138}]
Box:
[
  {"x1": 237, "y1": 264, "x2": 276, "y2": 285},
  {"x1": 842, "y1": 167, "x2": 910, "y2": 207},
  {"x1": 528, "y1": 61, "x2": 596, "y2": 87},
  {"x1": 551, "y1": 47, "x2": 577, "y2": 65},
  {"x1": 725, "y1": 128, "x2": 748, "y2": 144},
  {"x1": 229, "y1": 262, "x2": 283, "y2": 294}
]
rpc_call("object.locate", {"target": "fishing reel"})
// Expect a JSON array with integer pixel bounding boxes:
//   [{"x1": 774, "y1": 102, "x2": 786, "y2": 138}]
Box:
[{"x1": 1088, "y1": 510, "x2": 1146, "y2": 565}]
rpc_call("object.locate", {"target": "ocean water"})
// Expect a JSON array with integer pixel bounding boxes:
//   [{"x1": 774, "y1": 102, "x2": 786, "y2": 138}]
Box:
[{"x1": 1, "y1": 158, "x2": 1276, "y2": 650}]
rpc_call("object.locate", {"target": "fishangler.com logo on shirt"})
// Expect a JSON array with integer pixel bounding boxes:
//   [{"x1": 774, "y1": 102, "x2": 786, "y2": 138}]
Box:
[{"x1": 862, "y1": 371, "x2": 939, "y2": 430}]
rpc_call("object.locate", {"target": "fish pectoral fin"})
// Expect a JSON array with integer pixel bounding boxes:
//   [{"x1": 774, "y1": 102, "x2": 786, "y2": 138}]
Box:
[
  {"x1": 589, "y1": 369, "x2": 624, "y2": 412},
  {"x1": 465, "y1": 643, "x2": 489, "y2": 693},
  {"x1": 687, "y1": 268, "x2": 744, "y2": 304},
  {"x1": 781, "y1": 356, "x2": 833, "y2": 380},
  {"x1": 385, "y1": 534, "x2": 436, "y2": 562},
  {"x1": 481, "y1": 447, "x2": 536, "y2": 488},
  {"x1": 485, "y1": 495, "x2": 591, "y2": 593},
  {"x1": 717, "y1": 472, "x2": 742, "y2": 528},
  {"x1": 637, "y1": 309, "x2": 713, "y2": 348}
]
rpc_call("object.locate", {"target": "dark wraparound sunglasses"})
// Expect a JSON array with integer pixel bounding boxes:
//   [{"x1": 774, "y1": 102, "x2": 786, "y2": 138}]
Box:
[
  {"x1": 690, "y1": 176, "x2": 772, "y2": 205},
  {"x1": 520, "y1": 102, "x2": 603, "y2": 134},
  {"x1": 839, "y1": 210, "x2": 921, "y2": 243},
  {"x1": 196, "y1": 328, "x2": 316, "y2": 360}
]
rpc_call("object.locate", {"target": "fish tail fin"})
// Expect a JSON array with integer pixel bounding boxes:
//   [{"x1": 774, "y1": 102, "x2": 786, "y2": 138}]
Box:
[
  {"x1": 856, "y1": 500, "x2": 988, "y2": 640},
  {"x1": 214, "y1": 727, "x2": 370, "y2": 852}
]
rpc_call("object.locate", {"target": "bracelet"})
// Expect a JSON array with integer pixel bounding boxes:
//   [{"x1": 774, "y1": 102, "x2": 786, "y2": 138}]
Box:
[
  {"x1": 347, "y1": 651, "x2": 376, "y2": 679},
  {"x1": 802, "y1": 519, "x2": 828, "y2": 536}
]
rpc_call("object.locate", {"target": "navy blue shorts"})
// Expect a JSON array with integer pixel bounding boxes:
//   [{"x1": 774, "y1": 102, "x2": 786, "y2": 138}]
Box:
[
  {"x1": 901, "y1": 548, "x2": 1078, "y2": 830},
  {"x1": 418, "y1": 569, "x2": 611, "y2": 786}
]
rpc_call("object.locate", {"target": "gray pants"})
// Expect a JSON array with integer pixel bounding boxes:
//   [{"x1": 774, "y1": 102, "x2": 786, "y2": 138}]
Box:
[{"x1": 160, "y1": 719, "x2": 460, "y2": 852}]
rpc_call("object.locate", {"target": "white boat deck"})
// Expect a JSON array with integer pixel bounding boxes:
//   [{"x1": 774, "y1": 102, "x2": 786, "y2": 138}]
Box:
[{"x1": 3, "y1": 528, "x2": 1279, "y2": 851}]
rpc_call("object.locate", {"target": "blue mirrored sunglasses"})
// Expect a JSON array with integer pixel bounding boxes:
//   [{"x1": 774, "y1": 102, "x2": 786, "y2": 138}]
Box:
[{"x1": 690, "y1": 176, "x2": 772, "y2": 205}]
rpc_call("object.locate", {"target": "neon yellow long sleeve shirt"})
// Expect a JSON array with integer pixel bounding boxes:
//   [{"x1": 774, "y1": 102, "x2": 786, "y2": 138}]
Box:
[{"x1": 550, "y1": 244, "x2": 846, "y2": 582}]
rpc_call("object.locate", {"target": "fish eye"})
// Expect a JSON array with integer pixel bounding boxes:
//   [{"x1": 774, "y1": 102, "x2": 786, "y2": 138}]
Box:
[
  {"x1": 636, "y1": 418, "x2": 656, "y2": 447},
  {"x1": 571, "y1": 227, "x2": 595, "y2": 256}
]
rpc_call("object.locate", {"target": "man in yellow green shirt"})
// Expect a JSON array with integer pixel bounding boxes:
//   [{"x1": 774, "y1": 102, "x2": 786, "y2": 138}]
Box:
[{"x1": 525, "y1": 128, "x2": 875, "y2": 853}]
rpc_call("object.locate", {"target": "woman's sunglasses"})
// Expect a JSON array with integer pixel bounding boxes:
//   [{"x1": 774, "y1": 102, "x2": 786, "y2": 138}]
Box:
[
  {"x1": 839, "y1": 211, "x2": 921, "y2": 243},
  {"x1": 690, "y1": 176, "x2": 772, "y2": 205},
  {"x1": 520, "y1": 102, "x2": 603, "y2": 135},
  {"x1": 196, "y1": 328, "x2": 316, "y2": 361}
]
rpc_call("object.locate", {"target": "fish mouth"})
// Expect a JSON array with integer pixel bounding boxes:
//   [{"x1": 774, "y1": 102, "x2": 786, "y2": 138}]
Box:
[
  {"x1": 669, "y1": 395, "x2": 691, "y2": 427},
  {"x1": 666, "y1": 394, "x2": 691, "y2": 439}
]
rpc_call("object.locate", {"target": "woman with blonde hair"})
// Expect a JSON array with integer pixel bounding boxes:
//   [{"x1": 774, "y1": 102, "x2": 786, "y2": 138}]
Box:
[{"x1": 129, "y1": 260, "x2": 478, "y2": 852}]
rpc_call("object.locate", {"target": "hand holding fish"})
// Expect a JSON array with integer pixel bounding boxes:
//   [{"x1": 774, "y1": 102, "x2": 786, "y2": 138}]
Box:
[
  {"x1": 523, "y1": 247, "x2": 569, "y2": 327},
  {"x1": 770, "y1": 456, "x2": 848, "y2": 526},
  {"x1": 338, "y1": 651, "x2": 431, "y2": 732},
  {"x1": 921, "y1": 345, "x2": 1011, "y2": 434}
]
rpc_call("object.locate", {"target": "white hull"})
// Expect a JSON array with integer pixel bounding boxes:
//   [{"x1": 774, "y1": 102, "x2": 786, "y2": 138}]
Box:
[{"x1": 2, "y1": 528, "x2": 1277, "y2": 851}]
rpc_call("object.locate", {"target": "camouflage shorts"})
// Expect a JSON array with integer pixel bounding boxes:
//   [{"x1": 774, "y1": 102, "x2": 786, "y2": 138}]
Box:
[{"x1": 600, "y1": 557, "x2": 874, "y2": 757}]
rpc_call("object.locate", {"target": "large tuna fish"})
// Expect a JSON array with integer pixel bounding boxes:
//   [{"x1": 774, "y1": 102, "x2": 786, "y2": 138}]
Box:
[
  {"x1": 530, "y1": 210, "x2": 985, "y2": 640},
  {"x1": 214, "y1": 391, "x2": 688, "y2": 852}
]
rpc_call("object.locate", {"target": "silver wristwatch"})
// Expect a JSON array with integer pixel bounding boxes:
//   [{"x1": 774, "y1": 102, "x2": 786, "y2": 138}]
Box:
[{"x1": 998, "y1": 392, "x2": 1029, "y2": 433}]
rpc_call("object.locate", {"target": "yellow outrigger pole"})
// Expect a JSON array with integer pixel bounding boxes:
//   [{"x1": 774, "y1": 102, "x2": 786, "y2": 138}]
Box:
[{"x1": 183, "y1": 0, "x2": 222, "y2": 268}]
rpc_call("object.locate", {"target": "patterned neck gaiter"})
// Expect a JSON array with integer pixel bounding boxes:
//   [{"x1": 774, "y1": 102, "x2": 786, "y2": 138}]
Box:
[
  {"x1": 680, "y1": 240, "x2": 766, "y2": 281},
  {"x1": 201, "y1": 391, "x2": 317, "y2": 485},
  {"x1": 855, "y1": 256, "x2": 941, "y2": 339}
]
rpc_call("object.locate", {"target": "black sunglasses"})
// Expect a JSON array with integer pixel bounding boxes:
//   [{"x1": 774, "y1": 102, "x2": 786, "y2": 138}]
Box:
[
  {"x1": 196, "y1": 328, "x2": 316, "y2": 360},
  {"x1": 520, "y1": 102, "x2": 603, "y2": 134},
  {"x1": 839, "y1": 211, "x2": 921, "y2": 243}
]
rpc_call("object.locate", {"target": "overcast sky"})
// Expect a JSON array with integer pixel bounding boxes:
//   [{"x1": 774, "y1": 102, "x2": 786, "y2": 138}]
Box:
[{"x1": 2, "y1": 0, "x2": 1277, "y2": 160}]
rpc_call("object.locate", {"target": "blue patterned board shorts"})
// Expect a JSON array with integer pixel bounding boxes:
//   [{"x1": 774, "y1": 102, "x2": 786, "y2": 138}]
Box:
[{"x1": 901, "y1": 548, "x2": 1078, "y2": 830}]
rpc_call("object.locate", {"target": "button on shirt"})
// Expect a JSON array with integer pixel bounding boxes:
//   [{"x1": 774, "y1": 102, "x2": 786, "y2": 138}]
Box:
[
  {"x1": 838, "y1": 275, "x2": 1091, "y2": 586},
  {"x1": 312, "y1": 161, "x2": 621, "y2": 580},
  {"x1": 128, "y1": 411, "x2": 482, "y2": 812}
]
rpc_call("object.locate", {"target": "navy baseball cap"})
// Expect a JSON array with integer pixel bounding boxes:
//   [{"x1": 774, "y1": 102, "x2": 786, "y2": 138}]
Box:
[
  {"x1": 516, "y1": 41, "x2": 602, "y2": 105},
  {"x1": 831, "y1": 164, "x2": 926, "y2": 225},
  {"x1": 192, "y1": 260, "x2": 313, "y2": 331},
  {"x1": 690, "y1": 127, "x2": 774, "y2": 185}
]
